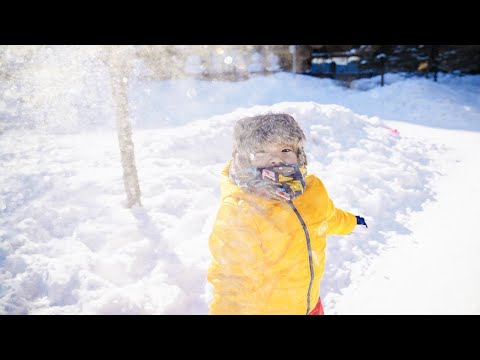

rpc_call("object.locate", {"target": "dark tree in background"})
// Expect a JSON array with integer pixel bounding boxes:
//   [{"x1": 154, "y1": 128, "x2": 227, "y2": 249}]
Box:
[
  {"x1": 353, "y1": 45, "x2": 480, "y2": 78},
  {"x1": 439, "y1": 45, "x2": 480, "y2": 73}
]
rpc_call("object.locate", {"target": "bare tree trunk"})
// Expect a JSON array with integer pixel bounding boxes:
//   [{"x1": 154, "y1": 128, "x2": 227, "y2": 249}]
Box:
[{"x1": 107, "y1": 46, "x2": 142, "y2": 208}]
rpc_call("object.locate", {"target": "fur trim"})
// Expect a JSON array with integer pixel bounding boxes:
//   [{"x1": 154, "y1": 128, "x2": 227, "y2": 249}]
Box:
[{"x1": 232, "y1": 113, "x2": 307, "y2": 166}]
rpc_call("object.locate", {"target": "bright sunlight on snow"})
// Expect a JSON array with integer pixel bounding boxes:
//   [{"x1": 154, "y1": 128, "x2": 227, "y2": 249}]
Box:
[{"x1": 1, "y1": 46, "x2": 480, "y2": 314}]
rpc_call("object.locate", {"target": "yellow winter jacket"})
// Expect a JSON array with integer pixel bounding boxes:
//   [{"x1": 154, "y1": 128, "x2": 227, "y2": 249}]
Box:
[{"x1": 207, "y1": 161, "x2": 357, "y2": 315}]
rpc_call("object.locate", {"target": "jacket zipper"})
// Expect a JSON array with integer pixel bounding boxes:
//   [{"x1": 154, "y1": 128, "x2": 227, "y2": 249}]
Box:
[{"x1": 287, "y1": 200, "x2": 314, "y2": 314}]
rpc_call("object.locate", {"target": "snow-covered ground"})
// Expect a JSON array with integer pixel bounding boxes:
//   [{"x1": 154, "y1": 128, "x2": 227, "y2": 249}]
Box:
[
  {"x1": 330, "y1": 122, "x2": 480, "y2": 314},
  {"x1": 1, "y1": 59, "x2": 480, "y2": 314}
]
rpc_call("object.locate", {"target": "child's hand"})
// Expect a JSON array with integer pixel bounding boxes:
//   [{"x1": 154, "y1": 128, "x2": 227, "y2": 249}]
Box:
[{"x1": 355, "y1": 215, "x2": 368, "y2": 228}]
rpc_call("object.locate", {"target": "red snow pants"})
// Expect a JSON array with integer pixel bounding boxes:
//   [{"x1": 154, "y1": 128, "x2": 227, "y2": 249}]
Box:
[{"x1": 308, "y1": 298, "x2": 324, "y2": 315}]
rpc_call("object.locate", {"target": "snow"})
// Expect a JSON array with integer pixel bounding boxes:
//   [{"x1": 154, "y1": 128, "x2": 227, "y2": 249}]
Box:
[
  {"x1": 330, "y1": 123, "x2": 480, "y2": 314},
  {"x1": 1, "y1": 48, "x2": 480, "y2": 314}
]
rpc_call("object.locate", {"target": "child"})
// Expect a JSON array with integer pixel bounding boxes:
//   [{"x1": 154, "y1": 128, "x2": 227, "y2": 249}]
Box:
[{"x1": 207, "y1": 113, "x2": 367, "y2": 315}]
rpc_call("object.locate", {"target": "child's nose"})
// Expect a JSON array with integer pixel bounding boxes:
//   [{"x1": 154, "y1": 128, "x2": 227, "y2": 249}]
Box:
[{"x1": 269, "y1": 155, "x2": 282, "y2": 165}]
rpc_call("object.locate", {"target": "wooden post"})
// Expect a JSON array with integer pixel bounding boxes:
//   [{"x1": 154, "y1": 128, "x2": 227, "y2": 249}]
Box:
[{"x1": 289, "y1": 45, "x2": 297, "y2": 76}]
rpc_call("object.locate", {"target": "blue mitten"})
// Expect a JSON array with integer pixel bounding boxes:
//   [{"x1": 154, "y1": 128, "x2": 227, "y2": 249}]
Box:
[{"x1": 355, "y1": 215, "x2": 368, "y2": 228}]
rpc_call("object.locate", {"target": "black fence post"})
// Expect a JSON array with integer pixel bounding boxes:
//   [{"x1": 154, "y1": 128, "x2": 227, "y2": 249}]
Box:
[
  {"x1": 430, "y1": 46, "x2": 439, "y2": 82},
  {"x1": 375, "y1": 53, "x2": 386, "y2": 86},
  {"x1": 329, "y1": 61, "x2": 336, "y2": 79},
  {"x1": 380, "y1": 55, "x2": 386, "y2": 86}
]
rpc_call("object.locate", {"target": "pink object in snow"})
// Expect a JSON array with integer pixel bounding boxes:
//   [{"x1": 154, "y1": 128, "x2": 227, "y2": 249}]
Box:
[{"x1": 385, "y1": 127, "x2": 400, "y2": 135}]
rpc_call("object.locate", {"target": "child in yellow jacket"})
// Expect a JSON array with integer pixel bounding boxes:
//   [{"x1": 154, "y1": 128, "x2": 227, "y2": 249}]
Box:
[{"x1": 207, "y1": 113, "x2": 367, "y2": 315}]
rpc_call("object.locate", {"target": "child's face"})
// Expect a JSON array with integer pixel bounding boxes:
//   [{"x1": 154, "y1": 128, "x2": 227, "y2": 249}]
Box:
[{"x1": 250, "y1": 143, "x2": 299, "y2": 167}]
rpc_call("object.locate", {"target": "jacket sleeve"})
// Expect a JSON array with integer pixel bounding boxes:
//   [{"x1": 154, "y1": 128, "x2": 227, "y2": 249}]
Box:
[
  {"x1": 325, "y1": 196, "x2": 357, "y2": 236},
  {"x1": 207, "y1": 202, "x2": 267, "y2": 314}
]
